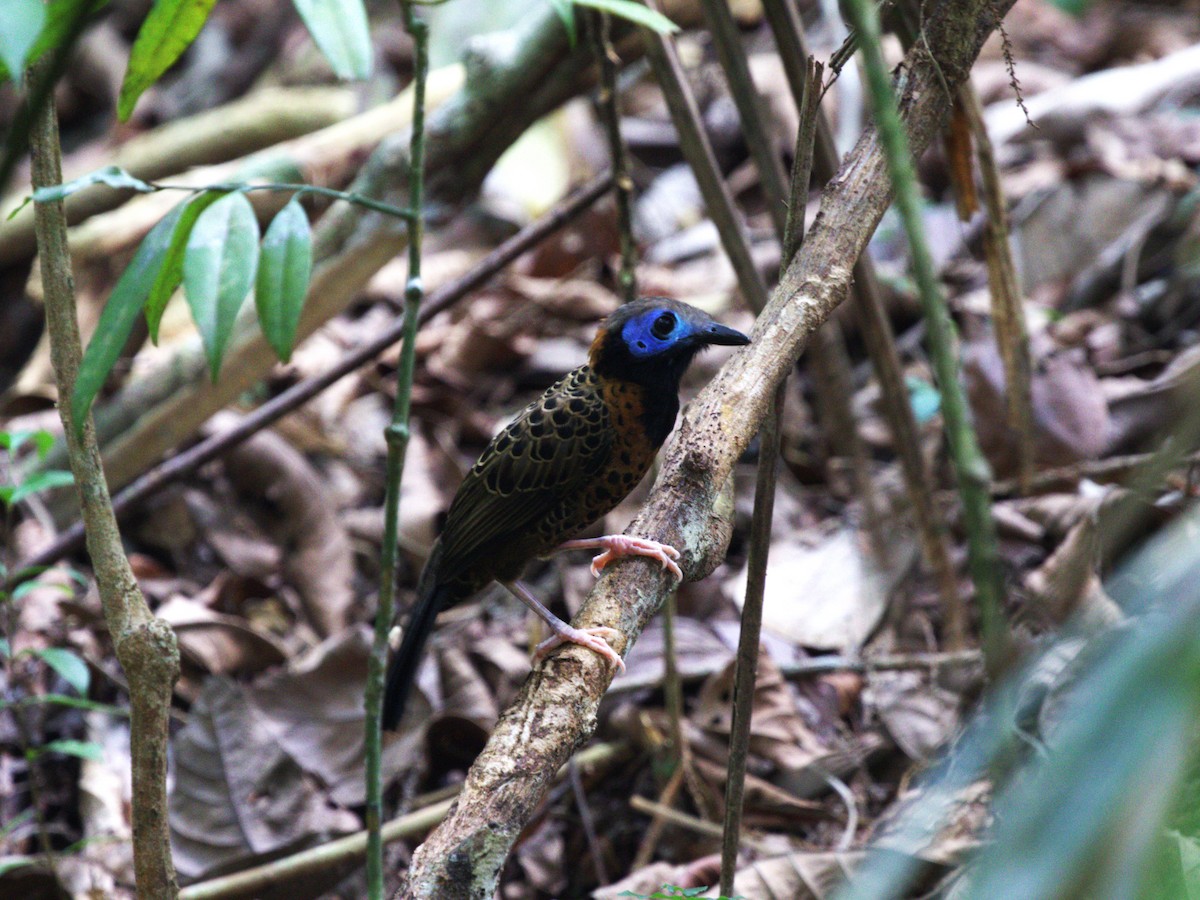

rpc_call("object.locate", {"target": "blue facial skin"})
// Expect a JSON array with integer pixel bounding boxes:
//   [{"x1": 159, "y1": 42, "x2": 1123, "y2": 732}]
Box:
[{"x1": 621, "y1": 309, "x2": 687, "y2": 358}]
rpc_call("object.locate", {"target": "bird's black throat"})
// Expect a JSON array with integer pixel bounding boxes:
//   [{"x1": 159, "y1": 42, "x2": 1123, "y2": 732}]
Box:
[{"x1": 592, "y1": 339, "x2": 704, "y2": 447}]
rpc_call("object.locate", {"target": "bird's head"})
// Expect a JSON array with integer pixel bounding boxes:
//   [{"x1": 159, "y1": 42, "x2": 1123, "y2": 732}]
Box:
[{"x1": 589, "y1": 297, "x2": 750, "y2": 389}]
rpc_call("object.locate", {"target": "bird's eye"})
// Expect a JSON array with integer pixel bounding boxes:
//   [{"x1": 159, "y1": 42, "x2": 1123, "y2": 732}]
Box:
[{"x1": 651, "y1": 312, "x2": 676, "y2": 339}]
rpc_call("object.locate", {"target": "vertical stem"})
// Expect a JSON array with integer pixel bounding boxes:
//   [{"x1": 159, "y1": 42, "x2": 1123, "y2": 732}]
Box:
[
  {"x1": 593, "y1": 12, "x2": 638, "y2": 302},
  {"x1": 762, "y1": 0, "x2": 964, "y2": 646},
  {"x1": 720, "y1": 57, "x2": 820, "y2": 897},
  {"x1": 365, "y1": 7, "x2": 428, "y2": 897},
  {"x1": 719, "y1": 382, "x2": 784, "y2": 895},
  {"x1": 661, "y1": 587, "x2": 685, "y2": 772},
  {"x1": 28, "y1": 61, "x2": 179, "y2": 900},
  {"x1": 641, "y1": 1, "x2": 770, "y2": 312},
  {"x1": 959, "y1": 85, "x2": 1035, "y2": 495},
  {"x1": 697, "y1": 0, "x2": 790, "y2": 237},
  {"x1": 841, "y1": 0, "x2": 1011, "y2": 673}
]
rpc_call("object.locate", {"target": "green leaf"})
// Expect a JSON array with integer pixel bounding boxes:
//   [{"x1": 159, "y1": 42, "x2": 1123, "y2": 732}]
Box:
[
  {"x1": 0, "y1": 638, "x2": 9, "y2": 658},
  {"x1": 42, "y1": 739, "x2": 104, "y2": 761},
  {"x1": 72, "y1": 201, "x2": 188, "y2": 431},
  {"x1": 117, "y1": 0, "x2": 219, "y2": 121},
  {"x1": 0, "y1": 429, "x2": 55, "y2": 459},
  {"x1": 145, "y1": 189, "x2": 226, "y2": 342},
  {"x1": 571, "y1": 0, "x2": 678, "y2": 34},
  {"x1": 11, "y1": 579, "x2": 76, "y2": 602},
  {"x1": 35, "y1": 646, "x2": 90, "y2": 694},
  {"x1": 0, "y1": 0, "x2": 45, "y2": 84},
  {"x1": 255, "y1": 198, "x2": 312, "y2": 363},
  {"x1": 291, "y1": 0, "x2": 372, "y2": 81},
  {"x1": 548, "y1": 0, "x2": 576, "y2": 45},
  {"x1": 0, "y1": 856, "x2": 35, "y2": 876},
  {"x1": 183, "y1": 191, "x2": 260, "y2": 380},
  {"x1": 3, "y1": 469, "x2": 74, "y2": 506},
  {"x1": 29, "y1": 164, "x2": 154, "y2": 205},
  {"x1": 0, "y1": 0, "x2": 109, "y2": 84},
  {"x1": 1, "y1": 693, "x2": 128, "y2": 717}
]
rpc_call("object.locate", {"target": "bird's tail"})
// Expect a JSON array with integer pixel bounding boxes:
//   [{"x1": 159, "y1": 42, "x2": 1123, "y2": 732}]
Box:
[{"x1": 381, "y1": 551, "x2": 447, "y2": 732}]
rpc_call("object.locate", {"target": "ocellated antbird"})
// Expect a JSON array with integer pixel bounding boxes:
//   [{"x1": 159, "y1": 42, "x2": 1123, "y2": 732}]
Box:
[{"x1": 382, "y1": 297, "x2": 750, "y2": 730}]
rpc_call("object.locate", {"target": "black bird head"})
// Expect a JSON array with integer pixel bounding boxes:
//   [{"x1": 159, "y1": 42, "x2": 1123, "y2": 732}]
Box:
[{"x1": 589, "y1": 297, "x2": 750, "y2": 390}]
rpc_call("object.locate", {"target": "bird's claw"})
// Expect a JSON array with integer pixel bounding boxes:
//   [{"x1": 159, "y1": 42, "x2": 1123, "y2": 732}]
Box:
[
  {"x1": 589, "y1": 536, "x2": 683, "y2": 582},
  {"x1": 534, "y1": 625, "x2": 626, "y2": 673}
]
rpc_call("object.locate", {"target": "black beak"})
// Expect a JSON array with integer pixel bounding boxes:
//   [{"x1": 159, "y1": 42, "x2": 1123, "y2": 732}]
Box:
[{"x1": 699, "y1": 322, "x2": 751, "y2": 347}]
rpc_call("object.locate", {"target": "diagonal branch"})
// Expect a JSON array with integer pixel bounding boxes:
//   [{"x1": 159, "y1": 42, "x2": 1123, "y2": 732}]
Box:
[{"x1": 399, "y1": 2, "x2": 1016, "y2": 897}]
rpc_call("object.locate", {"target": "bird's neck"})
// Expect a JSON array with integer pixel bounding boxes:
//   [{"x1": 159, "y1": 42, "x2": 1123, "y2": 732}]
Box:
[{"x1": 590, "y1": 366, "x2": 682, "y2": 449}]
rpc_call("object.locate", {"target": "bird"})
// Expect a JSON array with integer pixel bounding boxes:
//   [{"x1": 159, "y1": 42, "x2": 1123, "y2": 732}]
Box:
[{"x1": 382, "y1": 297, "x2": 750, "y2": 730}]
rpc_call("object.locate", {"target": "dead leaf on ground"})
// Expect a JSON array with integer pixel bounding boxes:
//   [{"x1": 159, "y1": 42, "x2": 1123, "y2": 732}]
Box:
[
  {"x1": 593, "y1": 854, "x2": 722, "y2": 899},
  {"x1": 865, "y1": 670, "x2": 962, "y2": 762},
  {"x1": 157, "y1": 593, "x2": 288, "y2": 678},
  {"x1": 965, "y1": 339, "x2": 1110, "y2": 475},
  {"x1": 168, "y1": 676, "x2": 359, "y2": 882},
  {"x1": 246, "y1": 627, "x2": 428, "y2": 807},
  {"x1": 725, "y1": 527, "x2": 901, "y2": 654},
  {"x1": 220, "y1": 420, "x2": 357, "y2": 638},
  {"x1": 695, "y1": 652, "x2": 832, "y2": 772},
  {"x1": 1023, "y1": 517, "x2": 1124, "y2": 629},
  {"x1": 702, "y1": 849, "x2": 868, "y2": 899},
  {"x1": 614, "y1": 615, "x2": 735, "y2": 692},
  {"x1": 870, "y1": 779, "x2": 991, "y2": 867}
]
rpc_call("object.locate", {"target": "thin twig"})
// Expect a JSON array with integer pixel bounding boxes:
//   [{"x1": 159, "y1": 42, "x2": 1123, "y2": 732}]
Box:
[
  {"x1": 593, "y1": 12, "x2": 638, "y2": 302},
  {"x1": 697, "y1": 0, "x2": 790, "y2": 237},
  {"x1": 28, "y1": 60, "x2": 180, "y2": 899},
  {"x1": 699, "y1": 0, "x2": 885, "y2": 561},
  {"x1": 8, "y1": 173, "x2": 614, "y2": 587},
  {"x1": 366, "y1": 6, "x2": 428, "y2": 896},
  {"x1": 958, "y1": 85, "x2": 1035, "y2": 494},
  {"x1": 842, "y1": 0, "x2": 1011, "y2": 673},
  {"x1": 720, "y1": 56, "x2": 820, "y2": 897},
  {"x1": 630, "y1": 762, "x2": 685, "y2": 870},
  {"x1": 568, "y1": 760, "x2": 609, "y2": 885},
  {"x1": 146, "y1": 179, "x2": 417, "y2": 221},
  {"x1": 640, "y1": 0, "x2": 769, "y2": 312},
  {"x1": 761, "y1": 0, "x2": 964, "y2": 646},
  {"x1": 632, "y1": 796, "x2": 771, "y2": 852}
]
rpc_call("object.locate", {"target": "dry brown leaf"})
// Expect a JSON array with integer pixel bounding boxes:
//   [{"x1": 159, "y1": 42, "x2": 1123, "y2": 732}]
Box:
[
  {"x1": 157, "y1": 593, "x2": 288, "y2": 676},
  {"x1": 965, "y1": 340, "x2": 1110, "y2": 475},
  {"x1": 246, "y1": 627, "x2": 428, "y2": 807},
  {"x1": 689, "y1": 755, "x2": 825, "y2": 830},
  {"x1": 168, "y1": 677, "x2": 359, "y2": 881},
  {"x1": 865, "y1": 670, "x2": 962, "y2": 761},
  {"x1": 703, "y1": 849, "x2": 868, "y2": 899},
  {"x1": 594, "y1": 854, "x2": 723, "y2": 899},
  {"x1": 1105, "y1": 343, "x2": 1200, "y2": 454},
  {"x1": 220, "y1": 421, "x2": 356, "y2": 637},
  {"x1": 695, "y1": 653, "x2": 831, "y2": 772},
  {"x1": 77, "y1": 716, "x2": 134, "y2": 889},
  {"x1": 615, "y1": 615, "x2": 736, "y2": 691},
  {"x1": 1023, "y1": 517, "x2": 1124, "y2": 629},
  {"x1": 871, "y1": 779, "x2": 990, "y2": 867},
  {"x1": 725, "y1": 527, "x2": 897, "y2": 654}
]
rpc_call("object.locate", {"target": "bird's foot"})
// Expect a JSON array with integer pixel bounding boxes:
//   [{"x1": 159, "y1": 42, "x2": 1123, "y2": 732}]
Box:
[
  {"x1": 533, "y1": 624, "x2": 626, "y2": 673},
  {"x1": 583, "y1": 535, "x2": 683, "y2": 582}
]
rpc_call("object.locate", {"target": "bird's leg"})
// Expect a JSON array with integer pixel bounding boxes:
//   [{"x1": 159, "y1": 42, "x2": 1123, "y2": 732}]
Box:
[
  {"x1": 552, "y1": 535, "x2": 683, "y2": 582},
  {"x1": 504, "y1": 581, "x2": 626, "y2": 673}
]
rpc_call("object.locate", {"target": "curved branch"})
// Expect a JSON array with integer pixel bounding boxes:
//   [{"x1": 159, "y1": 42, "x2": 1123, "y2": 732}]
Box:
[{"x1": 399, "y1": 2, "x2": 1015, "y2": 896}]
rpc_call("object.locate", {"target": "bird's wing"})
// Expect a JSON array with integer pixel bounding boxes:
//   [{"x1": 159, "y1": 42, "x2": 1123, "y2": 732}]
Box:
[{"x1": 437, "y1": 367, "x2": 614, "y2": 567}]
